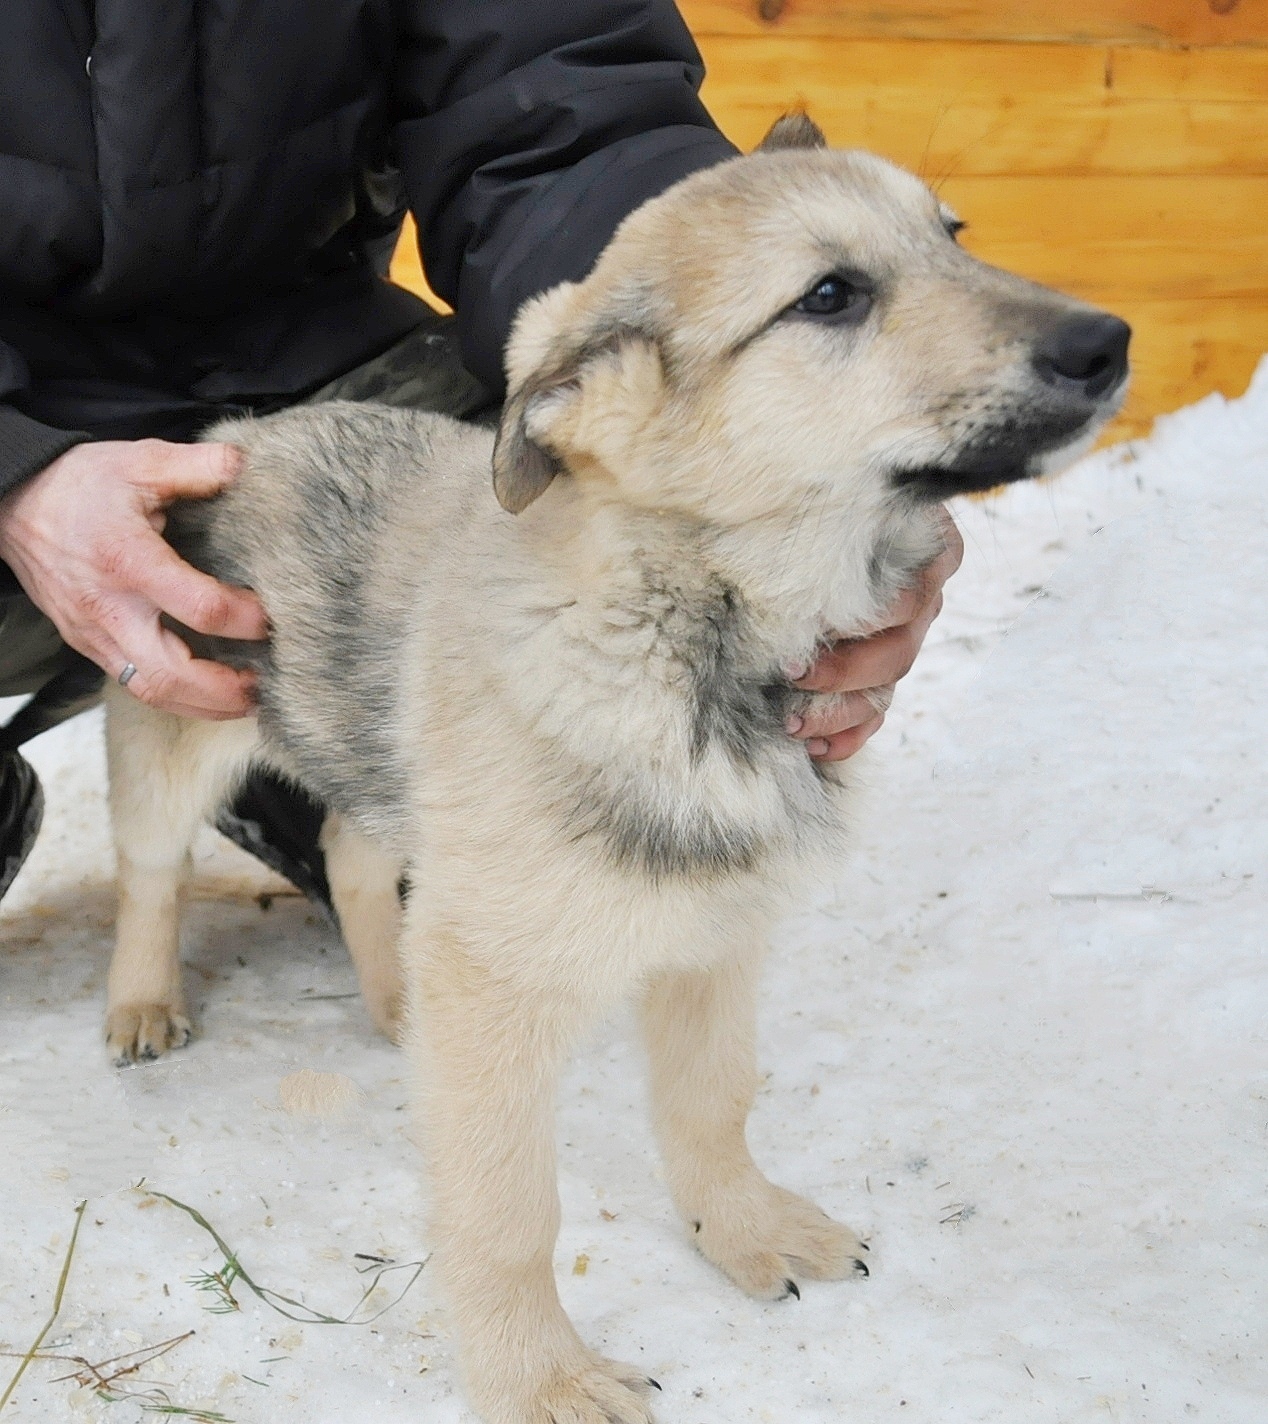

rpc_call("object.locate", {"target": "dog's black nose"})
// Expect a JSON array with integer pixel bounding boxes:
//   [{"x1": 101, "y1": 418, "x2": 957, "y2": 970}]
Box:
[{"x1": 1033, "y1": 312, "x2": 1131, "y2": 400}]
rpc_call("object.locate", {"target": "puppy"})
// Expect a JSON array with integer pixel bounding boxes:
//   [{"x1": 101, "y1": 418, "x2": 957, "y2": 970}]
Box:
[{"x1": 103, "y1": 116, "x2": 1128, "y2": 1423}]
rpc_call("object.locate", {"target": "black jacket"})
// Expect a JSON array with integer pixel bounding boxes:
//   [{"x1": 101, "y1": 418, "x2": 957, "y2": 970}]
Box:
[{"x1": 0, "y1": 1, "x2": 735, "y2": 493}]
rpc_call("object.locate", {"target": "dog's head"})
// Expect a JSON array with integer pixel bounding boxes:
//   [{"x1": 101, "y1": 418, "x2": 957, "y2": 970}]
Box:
[{"x1": 493, "y1": 116, "x2": 1129, "y2": 525}]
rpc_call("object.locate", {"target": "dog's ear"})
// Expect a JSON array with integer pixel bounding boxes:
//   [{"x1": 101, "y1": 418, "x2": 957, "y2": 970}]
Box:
[
  {"x1": 493, "y1": 282, "x2": 585, "y2": 513},
  {"x1": 759, "y1": 112, "x2": 827, "y2": 152},
  {"x1": 494, "y1": 284, "x2": 665, "y2": 514},
  {"x1": 492, "y1": 374, "x2": 573, "y2": 514}
]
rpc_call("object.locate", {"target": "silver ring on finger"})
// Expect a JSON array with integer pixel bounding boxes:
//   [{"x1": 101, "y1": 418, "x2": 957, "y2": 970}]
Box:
[{"x1": 117, "y1": 661, "x2": 139, "y2": 688}]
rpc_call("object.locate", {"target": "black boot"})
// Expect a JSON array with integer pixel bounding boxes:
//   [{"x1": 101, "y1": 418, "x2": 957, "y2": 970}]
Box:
[{"x1": 0, "y1": 653, "x2": 104, "y2": 901}]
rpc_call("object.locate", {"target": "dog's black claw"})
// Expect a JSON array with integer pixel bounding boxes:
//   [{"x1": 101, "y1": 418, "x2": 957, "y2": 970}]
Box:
[
  {"x1": 853, "y1": 1257, "x2": 870, "y2": 1277},
  {"x1": 692, "y1": 1220, "x2": 701, "y2": 1234},
  {"x1": 859, "y1": 1241, "x2": 870, "y2": 1251},
  {"x1": 646, "y1": 1377, "x2": 662, "y2": 1391},
  {"x1": 784, "y1": 1278, "x2": 800, "y2": 1299}
]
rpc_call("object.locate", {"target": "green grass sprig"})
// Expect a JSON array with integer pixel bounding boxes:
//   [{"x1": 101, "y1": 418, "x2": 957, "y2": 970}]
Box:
[{"x1": 145, "y1": 1189, "x2": 428, "y2": 1325}]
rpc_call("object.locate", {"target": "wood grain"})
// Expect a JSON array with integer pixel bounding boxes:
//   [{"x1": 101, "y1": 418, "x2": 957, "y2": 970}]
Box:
[
  {"x1": 944, "y1": 176, "x2": 1267, "y2": 302},
  {"x1": 1094, "y1": 298, "x2": 1268, "y2": 437},
  {"x1": 681, "y1": 1, "x2": 1268, "y2": 47},
  {"x1": 1111, "y1": 43, "x2": 1268, "y2": 101},
  {"x1": 698, "y1": 37, "x2": 1268, "y2": 175}
]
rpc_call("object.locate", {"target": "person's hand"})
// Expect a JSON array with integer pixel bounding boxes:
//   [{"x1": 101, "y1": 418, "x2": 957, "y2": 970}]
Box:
[
  {"x1": 0, "y1": 439, "x2": 268, "y2": 719},
  {"x1": 785, "y1": 509, "x2": 964, "y2": 761}
]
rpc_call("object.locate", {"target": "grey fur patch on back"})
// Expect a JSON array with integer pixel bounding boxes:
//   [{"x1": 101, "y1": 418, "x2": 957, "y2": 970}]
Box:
[{"x1": 168, "y1": 404, "x2": 471, "y2": 842}]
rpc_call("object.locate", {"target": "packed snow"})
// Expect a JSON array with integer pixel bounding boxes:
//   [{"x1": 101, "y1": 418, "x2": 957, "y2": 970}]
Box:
[{"x1": 2, "y1": 363, "x2": 1265, "y2": 1423}]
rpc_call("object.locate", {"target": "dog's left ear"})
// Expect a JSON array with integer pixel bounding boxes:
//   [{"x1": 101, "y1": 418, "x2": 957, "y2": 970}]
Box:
[
  {"x1": 759, "y1": 112, "x2": 828, "y2": 152},
  {"x1": 492, "y1": 374, "x2": 572, "y2": 514},
  {"x1": 494, "y1": 284, "x2": 665, "y2": 514}
]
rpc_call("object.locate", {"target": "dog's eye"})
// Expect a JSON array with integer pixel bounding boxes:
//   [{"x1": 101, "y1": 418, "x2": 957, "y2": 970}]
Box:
[{"x1": 793, "y1": 275, "x2": 872, "y2": 321}]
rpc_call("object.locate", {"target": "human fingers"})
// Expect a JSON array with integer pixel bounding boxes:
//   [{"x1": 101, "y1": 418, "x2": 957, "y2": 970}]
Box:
[
  {"x1": 0, "y1": 442, "x2": 261, "y2": 717},
  {"x1": 102, "y1": 613, "x2": 258, "y2": 719},
  {"x1": 131, "y1": 440, "x2": 246, "y2": 506},
  {"x1": 795, "y1": 513, "x2": 960, "y2": 697},
  {"x1": 795, "y1": 617, "x2": 928, "y2": 694},
  {"x1": 901, "y1": 509, "x2": 962, "y2": 621},
  {"x1": 51, "y1": 578, "x2": 258, "y2": 720},
  {"x1": 806, "y1": 712, "x2": 886, "y2": 762},
  {"x1": 933, "y1": 504, "x2": 965, "y2": 578},
  {"x1": 861, "y1": 509, "x2": 964, "y2": 635},
  {"x1": 785, "y1": 689, "x2": 889, "y2": 745},
  {"x1": 870, "y1": 579, "x2": 926, "y2": 631},
  {"x1": 128, "y1": 529, "x2": 268, "y2": 640}
]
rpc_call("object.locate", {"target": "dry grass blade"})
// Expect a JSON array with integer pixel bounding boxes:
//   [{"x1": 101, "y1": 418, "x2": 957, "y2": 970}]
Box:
[
  {"x1": 52, "y1": 1332, "x2": 224, "y2": 1422},
  {"x1": 145, "y1": 1188, "x2": 428, "y2": 1324},
  {"x1": 1, "y1": 1299, "x2": 206, "y2": 1416},
  {"x1": 139, "y1": 1406, "x2": 233, "y2": 1421},
  {"x1": 0, "y1": 1199, "x2": 86, "y2": 1413},
  {"x1": 45, "y1": 1330, "x2": 196, "y2": 1388}
]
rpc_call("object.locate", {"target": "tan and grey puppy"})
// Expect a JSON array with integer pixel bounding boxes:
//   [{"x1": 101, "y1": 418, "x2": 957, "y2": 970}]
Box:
[{"x1": 103, "y1": 117, "x2": 1128, "y2": 1424}]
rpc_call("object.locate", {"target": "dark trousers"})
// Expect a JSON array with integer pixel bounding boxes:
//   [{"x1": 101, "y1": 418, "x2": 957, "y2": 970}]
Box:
[{"x1": 0, "y1": 596, "x2": 69, "y2": 698}]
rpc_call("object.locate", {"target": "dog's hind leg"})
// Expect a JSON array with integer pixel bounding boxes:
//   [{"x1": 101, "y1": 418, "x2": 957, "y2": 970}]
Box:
[
  {"x1": 104, "y1": 687, "x2": 258, "y2": 1066},
  {"x1": 321, "y1": 813, "x2": 404, "y2": 1042},
  {"x1": 640, "y1": 949, "x2": 870, "y2": 1299}
]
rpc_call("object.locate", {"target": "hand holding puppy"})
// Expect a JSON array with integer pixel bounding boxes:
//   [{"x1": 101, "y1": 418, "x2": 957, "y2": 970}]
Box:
[
  {"x1": 0, "y1": 440, "x2": 267, "y2": 719},
  {"x1": 787, "y1": 508, "x2": 964, "y2": 760}
]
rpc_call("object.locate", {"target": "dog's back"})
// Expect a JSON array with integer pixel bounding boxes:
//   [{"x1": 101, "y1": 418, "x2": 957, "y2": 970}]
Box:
[{"x1": 168, "y1": 402, "x2": 492, "y2": 845}]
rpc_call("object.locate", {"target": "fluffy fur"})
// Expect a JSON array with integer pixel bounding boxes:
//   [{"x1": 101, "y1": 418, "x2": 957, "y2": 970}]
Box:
[{"x1": 103, "y1": 118, "x2": 1126, "y2": 1424}]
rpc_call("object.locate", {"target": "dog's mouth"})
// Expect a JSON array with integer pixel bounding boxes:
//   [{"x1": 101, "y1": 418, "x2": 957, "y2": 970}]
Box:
[{"x1": 891, "y1": 401, "x2": 1118, "y2": 501}]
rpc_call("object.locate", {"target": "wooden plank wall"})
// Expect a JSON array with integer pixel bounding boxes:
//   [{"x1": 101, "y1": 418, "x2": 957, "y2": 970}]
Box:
[
  {"x1": 684, "y1": 1, "x2": 1268, "y2": 435},
  {"x1": 392, "y1": 1, "x2": 1268, "y2": 436}
]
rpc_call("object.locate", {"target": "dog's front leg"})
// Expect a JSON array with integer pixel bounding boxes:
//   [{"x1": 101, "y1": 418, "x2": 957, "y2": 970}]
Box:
[
  {"x1": 409, "y1": 933, "x2": 657, "y2": 1424},
  {"x1": 641, "y1": 949, "x2": 870, "y2": 1299}
]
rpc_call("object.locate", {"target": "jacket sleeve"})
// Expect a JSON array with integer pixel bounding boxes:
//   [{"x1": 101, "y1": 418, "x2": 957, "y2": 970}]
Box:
[
  {"x1": 0, "y1": 343, "x2": 87, "y2": 501},
  {"x1": 391, "y1": 0, "x2": 738, "y2": 392}
]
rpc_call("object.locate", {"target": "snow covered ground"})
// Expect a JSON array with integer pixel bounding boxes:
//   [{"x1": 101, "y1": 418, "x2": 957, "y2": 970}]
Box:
[{"x1": 2, "y1": 365, "x2": 1265, "y2": 1424}]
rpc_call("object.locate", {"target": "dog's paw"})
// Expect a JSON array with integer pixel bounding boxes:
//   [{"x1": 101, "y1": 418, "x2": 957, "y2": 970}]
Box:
[
  {"x1": 106, "y1": 1002, "x2": 192, "y2": 1066},
  {"x1": 533, "y1": 1358, "x2": 658, "y2": 1424},
  {"x1": 480, "y1": 1354, "x2": 659, "y2": 1424},
  {"x1": 692, "y1": 1178, "x2": 869, "y2": 1300}
]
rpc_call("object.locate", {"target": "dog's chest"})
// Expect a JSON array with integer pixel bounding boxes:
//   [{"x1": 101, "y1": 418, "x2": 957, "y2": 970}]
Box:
[
  {"x1": 569, "y1": 731, "x2": 846, "y2": 885},
  {"x1": 518, "y1": 576, "x2": 850, "y2": 885}
]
